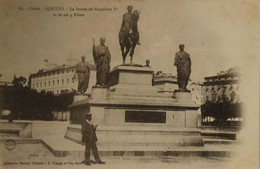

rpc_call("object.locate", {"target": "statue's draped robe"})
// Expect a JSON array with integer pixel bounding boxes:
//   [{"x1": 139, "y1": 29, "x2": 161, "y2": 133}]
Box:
[
  {"x1": 76, "y1": 61, "x2": 90, "y2": 93},
  {"x1": 92, "y1": 45, "x2": 111, "y2": 86},
  {"x1": 174, "y1": 51, "x2": 191, "y2": 91}
]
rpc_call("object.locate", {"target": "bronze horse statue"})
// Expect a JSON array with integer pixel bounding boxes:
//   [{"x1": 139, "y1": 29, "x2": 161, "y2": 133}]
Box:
[{"x1": 119, "y1": 10, "x2": 140, "y2": 64}]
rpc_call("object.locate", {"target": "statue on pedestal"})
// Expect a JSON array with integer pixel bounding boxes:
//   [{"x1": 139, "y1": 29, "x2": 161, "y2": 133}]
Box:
[
  {"x1": 119, "y1": 5, "x2": 141, "y2": 64},
  {"x1": 74, "y1": 56, "x2": 90, "y2": 94},
  {"x1": 174, "y1": 44, "x2": 191, "y2": 92},
  {"x1": 92, "y1": 38, "x2": 111, "y2": 87}
]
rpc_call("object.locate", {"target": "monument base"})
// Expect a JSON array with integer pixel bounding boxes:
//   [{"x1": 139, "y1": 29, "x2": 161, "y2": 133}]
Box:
[{"x1": 66, "y1": 64, "x2": 203, "y2": 151}]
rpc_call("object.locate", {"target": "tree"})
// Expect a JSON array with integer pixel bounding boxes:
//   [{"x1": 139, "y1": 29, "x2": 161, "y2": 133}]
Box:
[
  {"x1": 201, "y1": 100, "x2": 243, "y2": 127},
  {"x1": 2, "y1": 76, "x2": 75, "y2": 121},
  {"x1": 12, "y1": 75, "x2": 27, "y2": 87}
]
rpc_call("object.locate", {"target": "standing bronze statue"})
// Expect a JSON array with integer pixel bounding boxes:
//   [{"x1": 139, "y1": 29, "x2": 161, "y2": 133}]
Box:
[
  {"x1": 174, "y1": 44, "x2": 191, "y2": 92},
  {"x1": 119, "y1": 5, "x2": 141, "y2": 64},
  {"x1": 92, "y1": 38, "x2": 111, "y2": 87},
  {"x1": 74, "y1": 56, "x2": 90, "y2": 94}
]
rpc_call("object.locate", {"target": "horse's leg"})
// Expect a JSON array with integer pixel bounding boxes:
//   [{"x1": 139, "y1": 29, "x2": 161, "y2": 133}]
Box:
[
  {"x1": 120, "y1": 43, "x2": 126, "y2": 64},
  {"x1": 125, "y1": 46, "x2": 130, "y2": 63},
  {"x1": 129, "y1": 43, "x2": 136, "y2": 63}
]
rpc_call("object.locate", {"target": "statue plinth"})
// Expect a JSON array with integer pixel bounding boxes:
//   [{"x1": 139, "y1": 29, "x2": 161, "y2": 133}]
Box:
[
  {"x1": 91, "y1": 86, "x2": 108, "y2": 100},
  {"x1": 73, "y1": 94, "x2": 89, "y2": 103},
  {"x1": 173, "y1": 90, "x2": 193, "y2": 103}
]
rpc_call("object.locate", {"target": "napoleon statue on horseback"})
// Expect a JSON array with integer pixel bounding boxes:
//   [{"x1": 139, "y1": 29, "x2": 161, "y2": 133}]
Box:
[{"x1": 119, "y1": 5, "x2": 141, "y2": 64}]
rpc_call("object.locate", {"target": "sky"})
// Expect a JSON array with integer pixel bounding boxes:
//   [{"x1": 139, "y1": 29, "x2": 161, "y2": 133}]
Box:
[{"x1": 0, "y1": 0, "x2": 259, "y2": 83}]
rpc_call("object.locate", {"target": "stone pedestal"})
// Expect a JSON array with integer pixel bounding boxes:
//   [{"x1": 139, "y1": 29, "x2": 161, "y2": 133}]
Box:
[
  {"x1": 173, "y1": 91, "x2": 193, "y2": 103},
  {"x1": 73, "y1": 94, "x2": 89, "y2": 103},
  {"x1": 91, "y1": 86, "x2": 108, "y2": 100},
  {"x1": 66, "y1": 64, "x2": 203, "y2": 151}
]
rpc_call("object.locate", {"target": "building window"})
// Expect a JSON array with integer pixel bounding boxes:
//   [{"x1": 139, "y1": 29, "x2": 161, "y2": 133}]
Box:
[
  {"x1": 230, "y1": 92, "x2": 236, "y2": 102},
  {"x1": 62, "y1": 79, "x2": 64, "y2": 84},
  {"x1": 44, "y1": 82, "x2": 46, "y2": 87},
  {"x1": 67, "y1": 70, "x2": 69, "y2": 73},
  {"x1": 48, "y1": 81, "x2": 50, "y2": 86},
  {"x1": 217, "y1": 85, "x2": 221, "y2": 91},
  {"x1": 212, "y1": 93, "x2": 217, "y2": 102},
  {"x1": 218, "y1": 95, "x2": 221, "y2": 101},
  {"x1": 53, "y1": 80, "x2": 55, "y2": 86},
  {"x1": 57, "y1": 79, "x2": 59, "y2": 85},
  {"x1": 67, "y1": 78, "x2": 69, "y2": 84},
  {"x1": 72, "y1": 78, "x2": 74, "y2": 83},
  {"x1": 57, "y1": 90, "x2": 59, "y2": 94},
  {"x1": 40, "y1": 82, "x2": 42, "y2": 88},
  {"x1": 222, "y1": 94, "x2": 226, "y2": 101},
  {"x1": 229, "y1": 84, "x2": 233, "y2": 91}
]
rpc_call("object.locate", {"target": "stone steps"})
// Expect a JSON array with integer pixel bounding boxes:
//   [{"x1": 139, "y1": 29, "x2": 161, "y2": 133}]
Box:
[
  {"x1": 0, "y1": 122, "x2": 32, "y2": 138},
  {"x1": 65, "y1": 125, "x2": 204, "y2": 151},
  {"x1": 109, "y1": 90, "x2": 173, "y2": 98},
  {"x1": 0, "y1": 138, "x2": 42, "y2": 144},
  {"x1": 107, "y1": 95, "x2": 175, "y2": 103},
  {"x1": 201, "y1": 131, "x2": 236, "y2": 140},
  {"x1": 46, "y1": 141, "x2": 237, "y2": 158},
  {"x1": 203, "y1": 138, "x2": 240, "y2": 145},
  {"x1": 0, "y1": 132, "x2": 19, "y2": 137}
]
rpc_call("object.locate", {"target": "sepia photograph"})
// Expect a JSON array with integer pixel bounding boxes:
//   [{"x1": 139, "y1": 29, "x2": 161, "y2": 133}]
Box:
[{"x1": 0, "y1": 0, "x2": 259, "y2": 169}]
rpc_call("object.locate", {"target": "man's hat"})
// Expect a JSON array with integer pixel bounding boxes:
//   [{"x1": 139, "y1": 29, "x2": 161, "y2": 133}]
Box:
[{"x1": 86, "y1": 113, "x2": 92, "y2": 117}]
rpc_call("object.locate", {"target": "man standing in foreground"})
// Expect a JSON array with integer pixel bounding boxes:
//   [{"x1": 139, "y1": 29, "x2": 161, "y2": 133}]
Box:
[
  {"x1": 174, "y1": 44, "x2": 191, "y2": 92},
  {"x1": 92, "y1": 37, "x2": 111, "y2": 87},
  {"x1": 81, "y1": 113, "x2": 105, "y2": 165}
]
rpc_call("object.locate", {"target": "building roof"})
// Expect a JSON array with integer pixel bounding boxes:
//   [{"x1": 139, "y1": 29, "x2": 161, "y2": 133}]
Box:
[
  {"x1": 204, "y1": 72, "x2": 239, "y2": 80},
  {"x1": 0, "y1": 81, "x2": 13, "y2": 86},
  {"x1": 203, "y1": 67, "x2": 240, "y2": 86},
  {"x1": 30, "y1": 63, "x2": 96, "y2": 78},
  {"x1": 204, "y1": 67, "x2": 240, "y2": 80}
]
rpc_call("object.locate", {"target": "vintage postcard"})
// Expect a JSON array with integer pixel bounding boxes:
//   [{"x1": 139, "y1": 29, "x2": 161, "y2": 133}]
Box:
[{"x1": 0, "y1": 0, "x2": 259, "y2": 169}]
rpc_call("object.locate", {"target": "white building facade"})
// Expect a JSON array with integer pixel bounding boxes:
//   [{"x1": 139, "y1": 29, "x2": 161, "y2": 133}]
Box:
[
  {"x1": 30, "y1": 63, "x2": 96, "y2": 95},
  {"x1": 203, "y1": 67, "x2": 240, "y2": 103}
]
